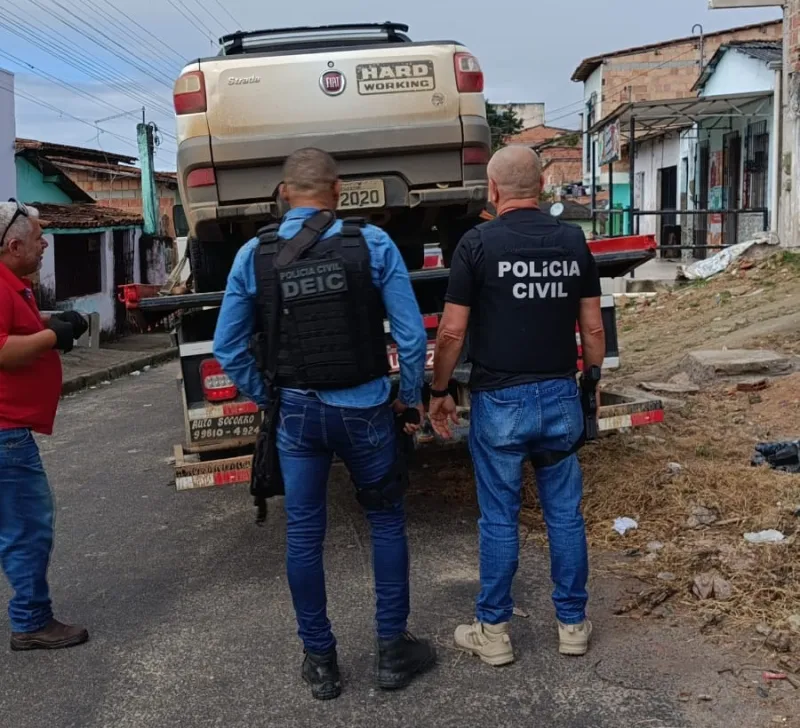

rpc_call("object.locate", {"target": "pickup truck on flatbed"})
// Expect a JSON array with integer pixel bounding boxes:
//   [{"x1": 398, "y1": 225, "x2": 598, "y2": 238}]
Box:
[
  {"x1": 120, "y1": 230, "x2": 665, "y2": 491},
  {"x1": 173, "y1": 22, "x2": 490, "y2": 291}
]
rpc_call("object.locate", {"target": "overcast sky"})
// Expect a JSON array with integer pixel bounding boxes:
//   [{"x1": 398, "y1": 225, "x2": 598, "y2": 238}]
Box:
[{"x1": 0, "y1": 0, "x2": 782, "y2": 170}]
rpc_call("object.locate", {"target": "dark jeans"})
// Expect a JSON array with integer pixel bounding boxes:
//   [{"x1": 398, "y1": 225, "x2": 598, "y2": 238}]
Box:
[
  {"x1": 0, "y1": 428, "x2": 55, "y2": 633},
  {"x1": 469, "y1": 379, "x2": 589, "y2": 626},
  {"x1": 276, "y1": 390, "x2": 409, "y2": 654}
]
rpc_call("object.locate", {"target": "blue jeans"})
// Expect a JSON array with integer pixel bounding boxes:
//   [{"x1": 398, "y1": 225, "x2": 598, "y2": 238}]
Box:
[
  {"x1": 0, "y1": 428, "x2": 55, "y2": 633},
  {"x1": 277, "y1": 390, "x2": 409, "y2": 654},
  {"x1": 469, "y1": 379, "x2": 589, "y2": 626}
]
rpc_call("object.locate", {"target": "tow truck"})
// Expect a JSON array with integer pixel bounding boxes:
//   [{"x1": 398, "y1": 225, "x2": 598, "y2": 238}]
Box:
[{"x1": 120, "y1": 227, "x2": 665, "y2": 491}]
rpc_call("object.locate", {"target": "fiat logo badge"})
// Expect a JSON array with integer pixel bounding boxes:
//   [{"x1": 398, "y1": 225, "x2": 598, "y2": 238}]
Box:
[{"x1": 320, "y1": 70, "x2": 345, "y2": 96}]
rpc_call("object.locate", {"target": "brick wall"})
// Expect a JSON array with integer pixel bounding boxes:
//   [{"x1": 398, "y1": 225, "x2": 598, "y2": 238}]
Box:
[
  {"x1": 69, "y1": 170, "x2": 178, "y2": 237},
  {"x1": 790, "y1": 0, "x2": 800, "y2": 75},
  {"x1": 600, "y1": 22, "x2": 783, "y2": 118},
  {"x1": 542, "y1": 148, "x2": 583, "y2": 191}
]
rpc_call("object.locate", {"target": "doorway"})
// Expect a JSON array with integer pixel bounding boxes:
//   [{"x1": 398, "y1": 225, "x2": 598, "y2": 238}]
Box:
[
  {"x1": 113, "y1": 230, "x2": 135, "y2": 336},
  {"x1": 723, "y1": 131, "x2": 742, "y2": 246},
  {"x1": 658, "y1": 165, "x2": 679, "y2": 259},
  {"x1": 694, "y1": 143, "x2": 710, "y2": 260}
]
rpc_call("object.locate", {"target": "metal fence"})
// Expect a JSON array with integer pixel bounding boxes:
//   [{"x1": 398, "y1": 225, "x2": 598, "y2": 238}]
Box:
[{"x1": 591, "y1": 207, "x2": 769, "y2": 259}]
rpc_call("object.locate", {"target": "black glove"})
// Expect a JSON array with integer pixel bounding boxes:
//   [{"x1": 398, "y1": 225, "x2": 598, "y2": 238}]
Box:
[
  {"x1": 54, "y1": 311, "x2": 89, "y2": 340},
  {"x1": 47, "y1": 317, "x2": 75, "y2": 353}
]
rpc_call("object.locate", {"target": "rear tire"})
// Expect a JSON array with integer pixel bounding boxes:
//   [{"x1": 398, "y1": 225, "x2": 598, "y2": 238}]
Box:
[{"x1": 188, "y1": 238, "x2": 237, "y2": 292}]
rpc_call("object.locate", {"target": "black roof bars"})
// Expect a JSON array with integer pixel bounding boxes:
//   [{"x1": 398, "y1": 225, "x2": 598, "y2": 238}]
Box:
[{"x1": 220, "y1": 22, "x2": 411, "y2": 54}]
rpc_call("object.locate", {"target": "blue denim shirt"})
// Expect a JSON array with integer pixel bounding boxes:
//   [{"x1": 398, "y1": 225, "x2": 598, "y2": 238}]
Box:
[{"x1": 213, "y1": 207, "x2": 427, "y2": 410}]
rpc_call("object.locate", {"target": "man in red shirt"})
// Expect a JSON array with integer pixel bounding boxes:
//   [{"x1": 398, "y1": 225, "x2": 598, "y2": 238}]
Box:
[{"x1": 0, "y1": 200, "x2": 89, "y2": 651}]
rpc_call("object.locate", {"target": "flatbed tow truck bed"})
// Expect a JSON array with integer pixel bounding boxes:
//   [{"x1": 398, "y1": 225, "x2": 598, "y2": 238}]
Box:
[{"x1": 122, "y1": 235, "x2": 665, "y2": 491}]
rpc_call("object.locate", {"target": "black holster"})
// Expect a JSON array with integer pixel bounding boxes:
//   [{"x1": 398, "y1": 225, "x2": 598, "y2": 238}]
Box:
[
  {"x1": 354, "y1": 409, "x2": 416, "y2": 511},
  {"x1": 250, "y1": 395, "x2": 284, "y2": 525},
  {"x1": 581, "y1": 365, "x2": 602, "y2": 442}
]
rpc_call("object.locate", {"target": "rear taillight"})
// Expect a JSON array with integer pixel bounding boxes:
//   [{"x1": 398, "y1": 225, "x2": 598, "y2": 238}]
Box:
[
  {"x1": 187, "y1": 167, "x2": 216, "y2": 188},
  {"x1": 454, "y1": 52, "x2": 484, "y2": 93},
  {"x1": 463, "y1": 147, "x2": 489, "y2": 165},
  {"x1": 423, "y1": 314, "x2": 440, "y2": 330},
  {"x1": 174, "y1": 70, "x2": 207, "y2": 115},
  {"x1": 200, "y1": 359, "x2": 238, "y2": 402}
]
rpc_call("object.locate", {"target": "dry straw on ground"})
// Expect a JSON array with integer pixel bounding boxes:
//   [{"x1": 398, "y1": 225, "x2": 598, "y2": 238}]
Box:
[{"x1": 414, "y1": 251, "x2": 800, "y2": 636}]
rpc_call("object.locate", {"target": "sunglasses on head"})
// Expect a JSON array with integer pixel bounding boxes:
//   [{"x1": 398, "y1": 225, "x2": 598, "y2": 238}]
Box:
[{"x1": 0, "y1": 198, "x2": 30, "y2": 247}]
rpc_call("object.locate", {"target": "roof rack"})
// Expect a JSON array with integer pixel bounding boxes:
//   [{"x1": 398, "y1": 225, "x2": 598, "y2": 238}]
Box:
[{"x1": 220, "y1": 22, "x2": 411, "y2": 55}]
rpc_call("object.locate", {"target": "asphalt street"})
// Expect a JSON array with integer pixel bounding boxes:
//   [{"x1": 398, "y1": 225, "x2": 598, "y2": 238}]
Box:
[{"x1": 0, "y1": 364, "x2": 771, "y2": 728}]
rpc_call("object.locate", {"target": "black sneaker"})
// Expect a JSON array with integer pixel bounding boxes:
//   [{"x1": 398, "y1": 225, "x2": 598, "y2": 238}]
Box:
[
  {"x1": 377, "y1": 631, "x2": 436, "y2": 690},
  {"x1": 302, "y1": 649, "x2": 342, "y2": 701}
]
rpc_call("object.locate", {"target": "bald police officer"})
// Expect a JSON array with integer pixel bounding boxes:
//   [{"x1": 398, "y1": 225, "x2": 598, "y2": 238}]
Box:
[
  {"x1": 429, "y1": 146, "x2": 605, "y2": 665},
  {"x1": 213, "y1": 148, "x2": 436, "y2": 700}
]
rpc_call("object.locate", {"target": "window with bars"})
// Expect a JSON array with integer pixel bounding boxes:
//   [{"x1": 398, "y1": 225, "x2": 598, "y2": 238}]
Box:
[
  {"x1": 745, "y1": 121, "x2": 769, "y2": 210},
  {"x1": 54, "y1": 233, "x2": 103, "y2": 300}
]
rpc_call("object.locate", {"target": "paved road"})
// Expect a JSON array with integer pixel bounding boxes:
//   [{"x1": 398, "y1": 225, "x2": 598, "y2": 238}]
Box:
[{"x1": 0, "y1": 364, "x2": 771, "y2": 728}]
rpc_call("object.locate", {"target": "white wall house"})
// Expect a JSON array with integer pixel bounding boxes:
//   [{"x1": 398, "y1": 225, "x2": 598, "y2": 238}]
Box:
[
  {"x1": 624, "y1": 42, "x2": 780, "y2": 259},
  {"x1": 0, "y1": 68, "x2": 16, "y2": 201}
]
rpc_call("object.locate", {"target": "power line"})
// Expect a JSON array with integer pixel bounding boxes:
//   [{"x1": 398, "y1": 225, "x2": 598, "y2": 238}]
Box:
[
  {"x1": 0, "y1": 3, "x2": 174, "y2": 112},
  {"x1": 74, "y1": 0, "x2": 181, "y2": 81},
  {"x1": 0, "y1": 48, "x2": 177, "y2": 142},
  {"x1": 1, "y1": 80, "x2": 152, "y2": 155},
  {"x1": 0, "y1": 9, "x2": 175, "y2": 118},
  {"x1": 187, "y1": 0, "x2": 230, "y2": 35},
  {"x1": 209, "y1": 0, "x2": 243, "y2": 29},
  {"x1": 100, "y1": 0, "x2": 189, "y2": 66},
  {"x1": 29, "y1": 0, "x2": 174, "y2": 88},
  {"x1": 164, "y1": 0, "x2": 219, "y2": 45}
]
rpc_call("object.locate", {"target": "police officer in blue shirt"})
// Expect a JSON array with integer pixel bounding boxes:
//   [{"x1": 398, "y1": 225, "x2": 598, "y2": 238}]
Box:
[{"x1": 213, "y1": 148, "x2": 436, "y2": 700}]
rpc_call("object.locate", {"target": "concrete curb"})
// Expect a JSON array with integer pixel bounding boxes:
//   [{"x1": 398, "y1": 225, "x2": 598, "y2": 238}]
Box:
[{"x1": 61, "y1": 348, "x2": 178, "y2": 396}]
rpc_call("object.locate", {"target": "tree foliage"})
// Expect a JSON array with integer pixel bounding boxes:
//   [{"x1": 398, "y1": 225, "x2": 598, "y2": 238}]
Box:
[{"x1": 485, "y1": 102, "x2": 524, "y2": 152}]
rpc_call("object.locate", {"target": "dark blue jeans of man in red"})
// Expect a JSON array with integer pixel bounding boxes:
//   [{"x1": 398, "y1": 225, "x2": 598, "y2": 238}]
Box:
[{"x1": 0, "y1": 428, "x2": 55, "y2": 634}]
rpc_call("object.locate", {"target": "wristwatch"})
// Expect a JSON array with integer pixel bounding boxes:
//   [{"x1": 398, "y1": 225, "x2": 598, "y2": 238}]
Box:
[{"x1": 429, "y1": 387, "x2": 450, "y2": 399}]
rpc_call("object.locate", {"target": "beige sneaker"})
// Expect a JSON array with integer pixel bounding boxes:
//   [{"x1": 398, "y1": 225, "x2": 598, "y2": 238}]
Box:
[
  {"x1": 558, "y1": 620, "x2": 593, "y2": 656},
  {"x1": 454, "y1": 621, "x2": 514, "y2": 666}
]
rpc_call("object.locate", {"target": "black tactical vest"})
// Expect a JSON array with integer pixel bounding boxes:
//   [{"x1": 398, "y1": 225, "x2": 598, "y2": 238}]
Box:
[
  {"x1": 468, "y1": 216, "x2": 585, "y2": 377},
  {"x1": 253, "y1": 214, "x2": 389, "y2": 390}
]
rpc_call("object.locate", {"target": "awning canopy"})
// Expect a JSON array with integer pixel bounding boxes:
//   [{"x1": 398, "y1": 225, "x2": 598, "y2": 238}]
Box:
[{"x1": 589, "y1": 91, "x2": 773, "y2": 139}]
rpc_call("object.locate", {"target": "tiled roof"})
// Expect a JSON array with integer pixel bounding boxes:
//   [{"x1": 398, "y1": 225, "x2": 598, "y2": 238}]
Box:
[
  {"x1": 692, "y1": 41, "x2": 782, "y2": 92},
  {"x1": 31, "y1": 203, "x2": 143, "y2": 230},
  {"x1": 15, "y1": 138, "x2": 137, "y2": 165},
  {"x1": 737, "y1": 41, "x2": 783, "y2": 64},
  {"x1": 48, "y1": 157, "x2": 178, "y2": 184},
  {"x1": 571, "y1": 19, "x2": 781, "y2": 82},
  {"x1": 507, "y1": 125, "x2": 572, "y2": 146}
]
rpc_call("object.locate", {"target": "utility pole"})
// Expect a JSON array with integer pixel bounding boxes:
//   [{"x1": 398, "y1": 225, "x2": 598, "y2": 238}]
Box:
[{"x1": 137, "y1": 119, "x2": 159, "y2": 236}]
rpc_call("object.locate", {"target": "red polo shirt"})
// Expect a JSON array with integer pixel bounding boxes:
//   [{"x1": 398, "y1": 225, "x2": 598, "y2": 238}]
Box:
[{"x1": 0, "y1": 262, "x2": 62, "y2": 435}]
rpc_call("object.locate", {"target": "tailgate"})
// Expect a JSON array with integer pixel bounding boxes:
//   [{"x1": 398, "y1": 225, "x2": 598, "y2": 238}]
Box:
[
  {"x1": 202, "y1": 44, "x2": 462, "y2": 149},
  {"x1": 590, "y1": 235, "x2": 657, "y2": 279}
]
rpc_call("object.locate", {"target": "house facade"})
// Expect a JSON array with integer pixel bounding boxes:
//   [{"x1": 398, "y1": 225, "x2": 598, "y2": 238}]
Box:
[
  {"x1": 572, "y1": 20, "x2": 782, "y2": 204},
  {"x1": 16, "y1": 154, "x2": 176, "y2": 338},
  {"x1": 505, "y1": 125, "x2": 586, "y2": 203},
  {"x1": 16, "y1": 139, "x2": 181, "y2": 238}
]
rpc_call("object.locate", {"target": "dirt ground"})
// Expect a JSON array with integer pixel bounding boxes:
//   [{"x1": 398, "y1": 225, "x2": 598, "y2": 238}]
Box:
[{"x1": 415, "y1": 249, "x2": 800, "y2": 716}]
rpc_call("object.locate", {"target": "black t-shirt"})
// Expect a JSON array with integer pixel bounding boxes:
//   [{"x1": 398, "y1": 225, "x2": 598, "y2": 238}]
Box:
[{"x1": 445, "y1": 209, "x2": 602, "y2": 391}]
